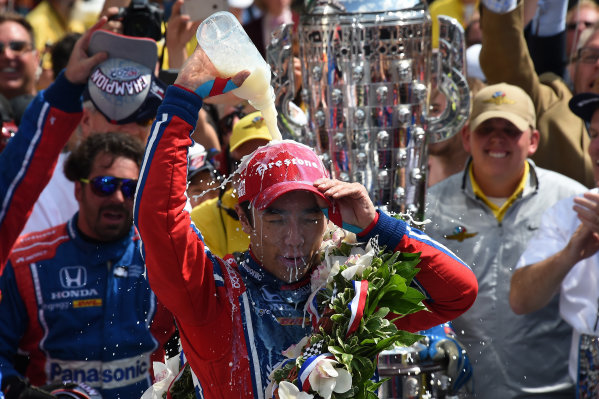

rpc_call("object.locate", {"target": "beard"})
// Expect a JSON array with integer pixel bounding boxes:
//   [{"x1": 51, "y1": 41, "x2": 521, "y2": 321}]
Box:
[{"x1": 91, "y1": 204, "x2": 133, "y2": 242}]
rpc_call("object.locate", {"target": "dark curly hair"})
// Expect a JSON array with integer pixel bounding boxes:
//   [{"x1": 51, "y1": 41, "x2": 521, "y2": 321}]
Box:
[{"x1": 64, "y1": 132, "x2": 145, "y2": 182}]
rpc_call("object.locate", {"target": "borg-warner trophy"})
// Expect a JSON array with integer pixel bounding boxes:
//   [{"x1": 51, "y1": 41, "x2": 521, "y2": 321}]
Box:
[
  {"x1": 267, "y1": 0, "x2": 470, "y2": 220},
  {"x1": 267, "y1": 2, "x2": 472, "y2": 397}
]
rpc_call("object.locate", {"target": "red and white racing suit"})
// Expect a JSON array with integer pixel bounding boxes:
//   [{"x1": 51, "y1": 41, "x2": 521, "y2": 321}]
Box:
[
  {"x1": 0, "y1": 72, "x2": 84, "y2": 268},
  {"x1": 134, "y1": 85, "x2": 478, "y2": 399}
]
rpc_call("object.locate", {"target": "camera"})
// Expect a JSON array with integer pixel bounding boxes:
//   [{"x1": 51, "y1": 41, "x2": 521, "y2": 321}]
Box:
[{"x1": 111, "y1": 0, "x2": 164, "y2": 42}]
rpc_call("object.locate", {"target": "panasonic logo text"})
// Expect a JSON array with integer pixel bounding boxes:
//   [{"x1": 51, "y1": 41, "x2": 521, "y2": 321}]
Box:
[{"x1": 48, "y1": 356, "x2": 150, "y2": 389}]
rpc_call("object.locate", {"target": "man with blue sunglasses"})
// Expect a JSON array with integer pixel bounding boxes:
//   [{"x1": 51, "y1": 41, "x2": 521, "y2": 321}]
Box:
[{"x1": 0, "y1": 131, "x2": 175, "y2": 398}]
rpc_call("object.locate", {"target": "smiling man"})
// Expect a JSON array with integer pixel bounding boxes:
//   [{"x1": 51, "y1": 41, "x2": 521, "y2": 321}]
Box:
[
  {"x1": 424, "y1": 82, "x2": 587, "y2": 398},
  {"x1": 0, "y1": 13, "x2": 38, "y2": 100},
  {"x1": 134, "y1": 44, "x2": 479, "y2": 398},
  {"x1": 0, "y1": 132, "x2": 175, "y2": 399}
]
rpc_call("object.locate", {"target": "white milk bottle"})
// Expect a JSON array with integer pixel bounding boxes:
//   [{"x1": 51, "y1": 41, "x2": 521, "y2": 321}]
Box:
[{"x1": 196, "y1": 11, "x2": 282, "y2": 140}]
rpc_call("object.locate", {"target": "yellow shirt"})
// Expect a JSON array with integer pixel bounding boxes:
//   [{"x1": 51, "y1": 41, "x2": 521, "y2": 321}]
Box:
[
  {"x1": 190, "y1": 187, "x2": 250, "y2": 258},
  {"x1": 160, "y1": 37, "x2": 196, "y2": 70},
  {"x1": 429, "y1": 0, "x2": 479, "y2": 48},
  {"x1": 470, "y1": 161, "x2": 529, "y2": 222},
  {"x1": 26, "y1": 1, "x2": 86, "y2": 69}
]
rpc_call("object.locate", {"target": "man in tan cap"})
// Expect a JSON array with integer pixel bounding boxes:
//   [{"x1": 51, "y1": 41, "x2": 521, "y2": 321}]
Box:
[
  {"x1": 190, "y1": 111, "x2": 271, "y2": 258},
  {"x1": 424, "y1": 82, "x2": 587, "y2": 398}
]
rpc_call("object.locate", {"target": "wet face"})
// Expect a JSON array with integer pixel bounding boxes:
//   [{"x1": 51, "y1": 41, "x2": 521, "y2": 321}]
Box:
[
  {"x1": 463, "y1": 118, "x2": 539, "y2": 191},
  {"x1": 0, "y1": 21, "x2": 38, "y2": 99},
  {"x1": 240, "y1": 191, "x2": 327, "y2": 283},
  {"x1": 574, "y1": 30, "x2": 599, "y2": 94},
  {"x1": 75, "y1": 152, "x2": 139, "y2": 241},
  {"x1": 588, "y1": 109, "x2": 599, "y2": 183}
]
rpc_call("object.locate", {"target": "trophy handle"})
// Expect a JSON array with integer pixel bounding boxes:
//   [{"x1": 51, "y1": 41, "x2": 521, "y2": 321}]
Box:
[
  {"x1": 267, "y1": 23, "x2": 314, "y2": 146},
  {"x1": 427, "y1": 15, "x2": 470, "y2": 143}
]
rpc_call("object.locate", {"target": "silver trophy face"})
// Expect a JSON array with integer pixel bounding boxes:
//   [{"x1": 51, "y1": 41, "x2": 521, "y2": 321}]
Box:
[{"x1": 268, "y1": 0, "x2": 469, "y2": 220}]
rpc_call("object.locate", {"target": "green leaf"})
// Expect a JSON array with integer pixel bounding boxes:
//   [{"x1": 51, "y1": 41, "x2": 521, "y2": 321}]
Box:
[
  {"x1": 394, "y1": 263, "x2": 420, "y2": 281},
  {"x1": 341, "y1": 353, "x2": 354, "y2": 367},
  {"x1": 328, "y1": 345, "x2": 345, "y2": 356},
  {"x1": 364, "y1": 316, "x2": 384, "y2": 333},
  {"x1": 367, "y1": 274, "x2": 408, "y2": 314},
  {"x1": 381, "y1": 296, "x2": 426, "y2": 315}
]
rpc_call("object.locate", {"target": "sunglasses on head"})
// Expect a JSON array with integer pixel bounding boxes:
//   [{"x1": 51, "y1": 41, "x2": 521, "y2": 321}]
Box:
[
  {"x1": 80, "y1": 176, "x2": 138, "y2": 199},
  {"x1": 0, "y1": 41, "x2": 32, "y2": 55}
]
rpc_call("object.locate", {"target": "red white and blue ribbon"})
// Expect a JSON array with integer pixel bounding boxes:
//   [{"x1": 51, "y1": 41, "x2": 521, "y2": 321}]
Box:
[
  {"x1": 346, "y1": 280, "x2": 368, "y2": 337},
  {"x1": 195, "y1": 77, "x2": 238, "y2": 99},
  {"x1": 297, "y1": 353, "x2": 335, "y2": 392}
]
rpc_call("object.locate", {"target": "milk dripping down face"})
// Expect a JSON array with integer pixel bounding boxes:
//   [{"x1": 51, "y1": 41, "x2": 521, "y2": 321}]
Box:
[
  {"x1": 233, "y1": 140, "x2": 332, "y2": 282},
  {"x1": 241, "y1": 191, "x2": 327, "y2": 283}
]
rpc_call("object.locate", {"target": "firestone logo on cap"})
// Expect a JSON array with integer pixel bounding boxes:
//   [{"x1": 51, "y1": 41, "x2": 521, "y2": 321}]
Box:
[
  {"x1": 236, "y1": 140, "x2": 330, "y2": 208},
  {"x1": 484, "y1": 91, "x2": 516, "y2": 106},
  {"x1": 253, "y1": 157, "x2": 321, "y2": 177}
]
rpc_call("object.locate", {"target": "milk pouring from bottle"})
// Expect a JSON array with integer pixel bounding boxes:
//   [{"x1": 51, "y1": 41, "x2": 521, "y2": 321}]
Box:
[{"x1": 196, "y1": 11, "x2": 281, "y2": 140}]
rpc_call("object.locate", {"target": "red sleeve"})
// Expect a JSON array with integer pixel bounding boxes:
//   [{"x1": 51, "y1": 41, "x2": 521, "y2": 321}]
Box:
[
  {"x1": 134, "y1": 85, "x2": 234, "y2": 327},
  {"x1": 0, "y1": 75, "x2": 83, "y2": 269},
  {"x1": 358, "y1": 211, "x2": 478, "y2": 332}
]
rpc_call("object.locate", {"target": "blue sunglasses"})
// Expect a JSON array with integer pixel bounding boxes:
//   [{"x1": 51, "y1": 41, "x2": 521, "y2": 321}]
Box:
[{"x1": 80, "y1": 176, "x2": 138, "y2": 199}]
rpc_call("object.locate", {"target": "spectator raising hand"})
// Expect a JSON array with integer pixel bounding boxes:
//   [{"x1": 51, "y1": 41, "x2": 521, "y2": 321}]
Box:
[{"x1": 165, "y1": 0, "x2": 201, "y2": 69}]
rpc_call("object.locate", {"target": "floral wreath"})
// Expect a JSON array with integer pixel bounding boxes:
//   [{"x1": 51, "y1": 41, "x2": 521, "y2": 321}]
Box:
[
  {"x1": 264, "y1": 224, "x2": 426, "y2": 399},
  {"x1": 143, "y1": 222, "x2": 426, "y2": 399}
]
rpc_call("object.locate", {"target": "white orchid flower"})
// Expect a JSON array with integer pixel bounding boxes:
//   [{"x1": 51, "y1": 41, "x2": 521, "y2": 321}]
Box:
[
  {"x1": 341, "y1": 249, "x2": 374, "y2": 280},
  {"x1": 141, "y1": 354, "x2": 182, "y2": 399},
  {"x1": 329, "y1": 255, "x2": 348, "y2": 268},
  {"x1": 282, "y1": 336, "x2": 310, "y2": 359},
  {"x1": 278, "y1": 381, "x2": 315, "y2": 399},
  {"x1": 308, "y1": 358, "x2": 352, "y2": 399},
  {"x1": 325, "y1": 256, "x2": 344, "y2": 284},
  {"x1": 330, "y1": 227, "x2": 346, "y2": 245},
  {"x1": 310, "y1": 261, "x2": 332, "y2": 289},
  {"x1": 319, "y1": 240, "x2": 336, "y2": 254}
]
